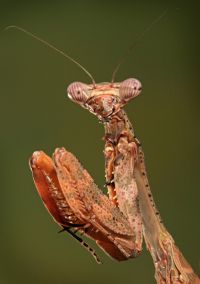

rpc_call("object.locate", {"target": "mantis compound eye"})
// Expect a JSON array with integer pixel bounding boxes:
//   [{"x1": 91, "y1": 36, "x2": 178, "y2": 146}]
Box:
[
  {"x1": 119, "y1": 78, "x2": 142, "y2": 104},
  {"x1": 67, "y1": 82, "x2": 89, "y2": 105}
]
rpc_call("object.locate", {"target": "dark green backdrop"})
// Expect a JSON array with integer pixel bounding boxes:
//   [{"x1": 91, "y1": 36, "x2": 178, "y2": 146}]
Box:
[{"x1": 1, "y1": 1, "x2": 199, "y2": 283}]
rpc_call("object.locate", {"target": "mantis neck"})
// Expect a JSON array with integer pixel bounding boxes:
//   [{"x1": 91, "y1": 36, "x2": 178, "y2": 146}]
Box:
[{"x1": 103, "y1": 109, "x2": 164, "y2": 242}]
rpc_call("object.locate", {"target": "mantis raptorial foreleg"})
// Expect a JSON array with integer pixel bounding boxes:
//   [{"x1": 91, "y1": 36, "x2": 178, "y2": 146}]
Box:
[
  {"x1": 104, "y1": 134, "x2": 143, "y2": 255},
  {"x1": 30, "y1": 148, "x2": 140, "y2": 262}
]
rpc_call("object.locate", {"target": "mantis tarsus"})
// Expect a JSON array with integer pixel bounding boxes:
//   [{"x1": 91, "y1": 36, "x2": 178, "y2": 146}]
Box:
[{"x1": 6, "y1": 25, "x2": 199, "y2": 284}]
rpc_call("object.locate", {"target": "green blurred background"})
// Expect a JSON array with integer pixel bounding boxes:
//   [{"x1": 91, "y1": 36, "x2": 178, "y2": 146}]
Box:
[{"x1": 0, "y1": 1, "x2": 199, "y2": 283}]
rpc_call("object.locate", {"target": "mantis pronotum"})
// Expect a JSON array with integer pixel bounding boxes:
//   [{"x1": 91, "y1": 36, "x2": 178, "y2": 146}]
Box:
[{"x1": 7, "y1": 25, "x2": 199, "y2": 284}]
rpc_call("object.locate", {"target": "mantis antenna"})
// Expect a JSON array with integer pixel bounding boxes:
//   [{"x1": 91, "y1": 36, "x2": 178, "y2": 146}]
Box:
[
  {"x1": 111, "y1": 8, "x2": 168, "y2": 83},
  {"x1": 5, "y1": 25, "x2": 96, "y2": 86}
]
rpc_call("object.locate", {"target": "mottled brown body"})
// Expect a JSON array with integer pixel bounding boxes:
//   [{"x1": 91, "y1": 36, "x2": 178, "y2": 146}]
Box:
[
  {"x1": 6, "y1": 24, "x2": 198, "y2": 284},
  {"x1": 66, "y1": 80, "x2": 199, "y2": 283},
  {"x1": 30, "y1": 78, "x2": 199, "y2": 284}
]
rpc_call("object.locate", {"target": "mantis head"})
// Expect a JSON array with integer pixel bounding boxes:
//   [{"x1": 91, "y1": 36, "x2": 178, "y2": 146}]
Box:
[{"x1": 67, "y1": 78, "x2": 142, "y2": 121}]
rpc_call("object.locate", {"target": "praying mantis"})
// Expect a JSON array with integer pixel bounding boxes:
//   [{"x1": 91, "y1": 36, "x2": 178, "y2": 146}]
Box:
[{"x1": 6, "y1": 25, "x2": 200, "y2": 284}]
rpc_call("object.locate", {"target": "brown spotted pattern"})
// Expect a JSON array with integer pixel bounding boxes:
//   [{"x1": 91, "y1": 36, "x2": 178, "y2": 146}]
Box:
[{"x1": 30, "y1": 79, "x2": 199, "y2": 283}]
